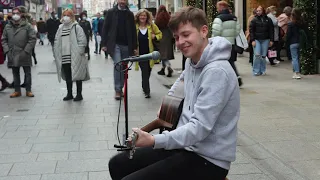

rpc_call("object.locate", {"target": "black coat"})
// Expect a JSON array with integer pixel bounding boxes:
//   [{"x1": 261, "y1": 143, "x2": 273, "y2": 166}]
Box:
[
  {"x1": 46, "y1": 18, "x2": 61, "y2": 42},
  {"x1": 37, "y1": 20, "x2": 46, "y2": 33},
  {"x1": 249, "y1": 15, "x2": 274, "y2": 41},
  {"x1": 286, "y1": 22, "x2": 301, "y2": 45},
  {"x1": 79, "y1": 20, "x2": 92, "y2": 42},
  {"x1": 101, "y1": 6, "x2": 137, "y2": 57}
]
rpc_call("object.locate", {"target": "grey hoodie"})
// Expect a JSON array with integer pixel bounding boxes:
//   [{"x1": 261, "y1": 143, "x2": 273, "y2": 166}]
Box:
[{"x1": 154, "y1": 37, "x2": 240, "y2": 170}]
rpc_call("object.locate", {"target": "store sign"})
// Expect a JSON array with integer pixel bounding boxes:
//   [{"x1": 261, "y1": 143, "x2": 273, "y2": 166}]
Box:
[{"x1": 0, "y1": 0, "x2": 11, "y2": 6}]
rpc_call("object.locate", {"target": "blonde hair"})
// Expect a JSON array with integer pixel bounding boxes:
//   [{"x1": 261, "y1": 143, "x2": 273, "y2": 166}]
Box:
[
  {"x1": 135, "y1": 9, "x2": 153, "y2": 25},
  {"x1": 61, "y1": 9, "x2": 76, "y2": 23}
]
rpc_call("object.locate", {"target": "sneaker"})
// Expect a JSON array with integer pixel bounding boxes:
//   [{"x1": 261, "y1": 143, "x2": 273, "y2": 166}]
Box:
[
  {"x1": 292, "y1": 73, "x2": 301, "y2": 79},
  {"x1": 26, "y1": 91, "x2": 35, "y2": 97},
  {"x1": 10, "y1": 92, "x2": 21, "y2": 98},
  {"x1": 261, "y1": 72, "x2": 267, "y2": 76}
]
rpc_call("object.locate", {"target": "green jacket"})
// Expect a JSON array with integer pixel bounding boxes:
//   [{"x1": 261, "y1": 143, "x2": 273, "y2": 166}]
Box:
[{"x1": 1, "y1": 20, "x2": 36, "y2": 67}]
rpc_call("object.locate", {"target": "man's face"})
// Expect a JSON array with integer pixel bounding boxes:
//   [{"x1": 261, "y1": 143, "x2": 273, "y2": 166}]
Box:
[
  {"x1": 173, "y1": 22, "x2": 208, "y2": 60},
  {"x1": 118, "y1": 0, "x2": 127, "y2": 8},
  {"x1": 51, "y1": 13, "x2": 55, "y2": 18},
  {"x1": 97, "y1": 13, "x2": 101, "y2": 18}
]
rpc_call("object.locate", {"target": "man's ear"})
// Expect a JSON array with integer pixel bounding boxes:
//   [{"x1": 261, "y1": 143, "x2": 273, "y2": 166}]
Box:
[{"x1": 201, "y1": 25, "x2": 209, "y2": 38}]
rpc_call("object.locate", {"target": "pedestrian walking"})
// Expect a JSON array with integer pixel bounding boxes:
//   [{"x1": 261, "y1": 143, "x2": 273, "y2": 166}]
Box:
[
  {"x1": 155, "y1": 5, "x2": 174, "y2": 77},
  {"x1": 47, "y1": 12, "x2": 61, "y2": 50},
  {"x1": 134, "y1": 9, "x2": 162, "y2": 98},
  {"x1": 37, "y1": 18, "x2": 47, "y2": 45},
  {"x1": 79, "y1": 12, "x2": 92, "y2": 60},
  {"x1": 212, "y1": 0, "x2": 242, "y2": 86},
  {"x1": 101, "y1": 0, "x2": 137, "y2": 100}
]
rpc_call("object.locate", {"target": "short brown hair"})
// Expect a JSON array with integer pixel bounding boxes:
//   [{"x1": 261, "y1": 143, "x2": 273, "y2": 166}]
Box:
[
  {"x1": 168, "y1": 7, "x2": 207, "y2": 32},
  {"x1": 217, "y1": 1, "x2": 229, "y2": 9}
]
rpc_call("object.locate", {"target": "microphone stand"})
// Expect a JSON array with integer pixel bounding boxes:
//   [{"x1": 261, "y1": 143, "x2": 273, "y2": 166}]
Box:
[
  {"x1": 114, "y1": 60, "x2": 131, "y2": 151},
  {"x1": 123, "y1": 62, "x2": 129, "y2": 141}
]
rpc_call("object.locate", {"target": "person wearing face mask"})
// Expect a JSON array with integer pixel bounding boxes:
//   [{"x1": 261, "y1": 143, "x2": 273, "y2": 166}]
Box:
[
  {"x1": 266, "y1": 6, "x2": 281, "y2": 66},
  {"x1": 1, "y1": 6, "x2": 37, "y2": 98},
  {"x1": 54, "y1": 9, "x2": 90, "y2": 101},
  {"x1": 78, "y1": 12, "x2": 92, "y2": 60},
  {"x1": 47, "y1": 12, "x2": 61, "y2": 49}
]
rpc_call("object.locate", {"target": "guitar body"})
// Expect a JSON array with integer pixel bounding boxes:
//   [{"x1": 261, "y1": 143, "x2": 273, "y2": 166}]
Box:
[{"x1": 141, "y1": 81, "x2": 184, "y2": 133}]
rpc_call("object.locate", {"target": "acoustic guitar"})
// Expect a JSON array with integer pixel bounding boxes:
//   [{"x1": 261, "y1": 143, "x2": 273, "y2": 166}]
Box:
[
  {"x1": 124, "y1": 81, "x2": 184, "y2": 159},
  {"x1": 141, "y1": 81, "x2": 184, "y2": 133}
]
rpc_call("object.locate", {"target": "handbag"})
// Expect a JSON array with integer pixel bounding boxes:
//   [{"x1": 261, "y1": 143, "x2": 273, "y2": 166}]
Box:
[
  {"x1": 235, "y1": 30, "x2": 248, "y2": 54},
  {"x1": 268, "y1": 50, "x2": 277, "y2": 58},
  {"x1": 151, "y1": 24, "x2": 160, "y2": 51}
]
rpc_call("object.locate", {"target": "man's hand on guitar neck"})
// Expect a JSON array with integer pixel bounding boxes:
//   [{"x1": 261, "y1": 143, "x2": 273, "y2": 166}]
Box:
[{"x1": 131, "y1": 128, "x2": 155, "y2": 147}]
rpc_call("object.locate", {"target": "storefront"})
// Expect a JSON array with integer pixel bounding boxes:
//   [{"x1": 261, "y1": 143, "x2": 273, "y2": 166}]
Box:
[
  {"x1": 138, "y1": 0, "x2": 186, "y2": 13},
  {"x1": 0, "y1": 0, "x2": 24, "y2": 17},
  {"x1": 234, "y1": 0, "x2": 294, "y2": 31}
]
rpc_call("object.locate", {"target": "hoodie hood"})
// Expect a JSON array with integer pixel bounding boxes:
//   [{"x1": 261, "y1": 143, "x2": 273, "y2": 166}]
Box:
[{"x1": 191, "y1": 36, "x2": 232, "y2": 69}]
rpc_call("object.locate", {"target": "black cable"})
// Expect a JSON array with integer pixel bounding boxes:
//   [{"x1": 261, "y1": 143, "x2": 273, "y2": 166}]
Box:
[{"x1": 114, "y1": 61, "x2": 133, "y2": 147}]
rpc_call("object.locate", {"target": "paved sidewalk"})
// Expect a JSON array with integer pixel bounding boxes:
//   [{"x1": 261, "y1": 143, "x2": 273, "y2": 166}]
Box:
[{"x1": 0, "y1": 40, "x2": 319, "y2": 180}]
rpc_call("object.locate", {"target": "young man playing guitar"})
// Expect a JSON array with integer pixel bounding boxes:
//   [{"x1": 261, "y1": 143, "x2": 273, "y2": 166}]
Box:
[{"x1": 109, "y1": 7, "x2": 240, "y2": 180}]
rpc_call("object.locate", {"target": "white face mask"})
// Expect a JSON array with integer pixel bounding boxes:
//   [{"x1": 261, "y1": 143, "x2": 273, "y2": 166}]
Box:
[
  {"x1": 63, "y1": 16, "x2": 71, "y2": 24},
  {"x1": 12, "y1": 14, "x2": 21, "y2": 21},
  {"x1": 82, "y1": 16, "x2": 87, "y2": 20}
]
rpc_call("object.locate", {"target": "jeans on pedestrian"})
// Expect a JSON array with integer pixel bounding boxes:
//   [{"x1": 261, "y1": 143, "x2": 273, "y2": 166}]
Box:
[
  {"x1": 161, "y1": 59, "x2": 171, "y2": 67},
  {"x1": 109, "y1": 147, "x2": 228, "y2": 180},
  {"x1": 290, "y1": 43, "x2": 300, "y2": 73},
  {"x1": 139, "y1": 61, "x2": 152, "y2": 94},
  {"x1": 94, "y1": 33, "x2": 98, "y2": 52},
  {"x1": 12, "y1": 66, "x2": 32, "y2": 92},
  {"x1": 253, "y1": 39, "x2": 270, "y2": 75},
  {"x1": 111, "y1": 44, "x2": 129, "y2": 92},
  {"x1": 39, "y1": 33, "x2": 46, "y2": 42}
]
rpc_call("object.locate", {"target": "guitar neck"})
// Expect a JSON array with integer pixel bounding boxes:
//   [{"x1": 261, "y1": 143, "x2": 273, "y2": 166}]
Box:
[{"x1": 141, "y1": 119, "x2": 173, "y2": 133}]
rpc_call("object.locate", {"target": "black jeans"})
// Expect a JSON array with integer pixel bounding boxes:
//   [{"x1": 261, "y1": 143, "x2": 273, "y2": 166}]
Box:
[
  {"x1": 109, "y1": 147, "x2": 228, "y2": 180},
  {"x1": 12, "y1": 66, "x2": 31, "y2": 92},
  {"x1": 139, "y1": 61, "x2": 151, "y2": 94},
  {"x1": 62, "y1": 64, "x2": 82, "y2": 95},
  {"x1": 229, "y1": 45, "x2": 240, "y2": 77}
]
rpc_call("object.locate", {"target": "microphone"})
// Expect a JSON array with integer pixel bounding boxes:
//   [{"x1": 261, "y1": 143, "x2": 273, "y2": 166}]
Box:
[{"x1": 121, "y1": 51, "x2": 160, "y2": 62}]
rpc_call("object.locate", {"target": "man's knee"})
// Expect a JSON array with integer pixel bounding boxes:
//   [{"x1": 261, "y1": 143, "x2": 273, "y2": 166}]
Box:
[{"x1": 109, "y1": 153, "x2": 125, "y2": 178}]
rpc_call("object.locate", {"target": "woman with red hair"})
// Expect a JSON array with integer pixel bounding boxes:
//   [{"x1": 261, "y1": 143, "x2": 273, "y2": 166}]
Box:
[{"x1": 155, "y1": 5, "x2": 174, "y2": 77}]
